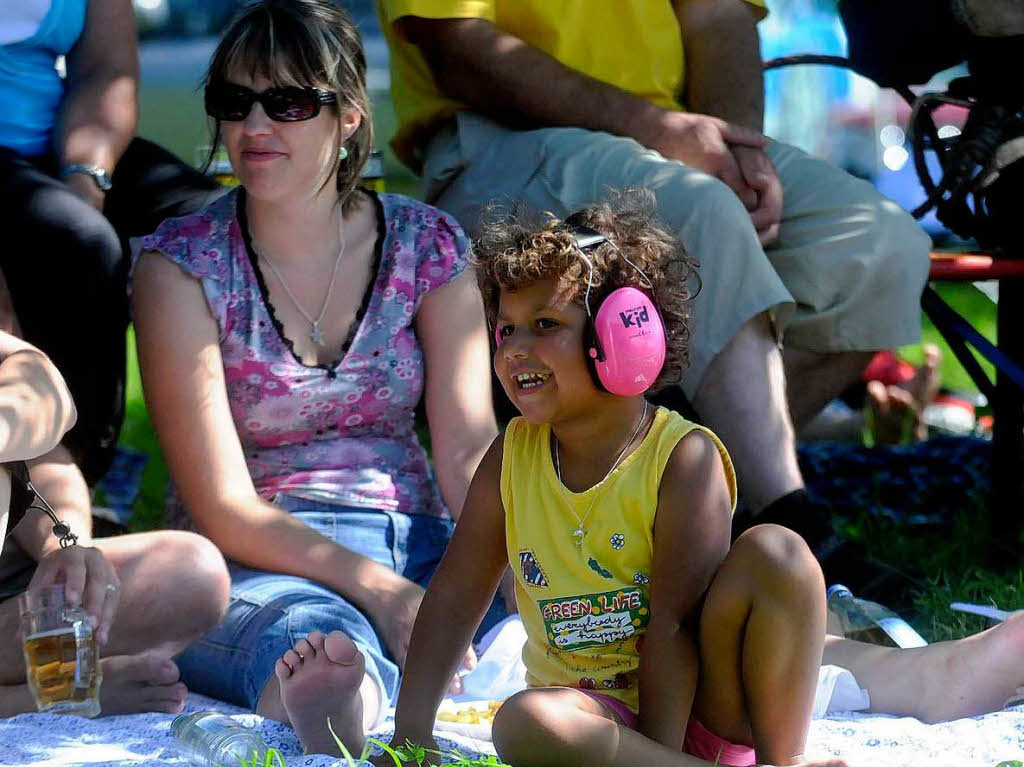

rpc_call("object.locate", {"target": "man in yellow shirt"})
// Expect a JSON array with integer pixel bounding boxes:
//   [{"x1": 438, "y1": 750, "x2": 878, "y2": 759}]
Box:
[{"x1": 375, "y1": 0, "x2": 931, "y2": 592}]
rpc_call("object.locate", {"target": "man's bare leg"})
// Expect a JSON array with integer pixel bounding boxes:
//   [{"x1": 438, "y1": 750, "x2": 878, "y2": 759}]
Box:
[
  {"x1": 0, "y1": 530, "x2": 230, "y2": 715},
  {"x1": 798, "y1": 345, "x2": 943, "y2": 445},
  {"x1": 0, "y1": 653, "x2": 191, "y2": 717},
  {"x1": 87, "y1": 531, "x2": 231, "y2": 658},
  {"x1": 0, "y1": 682, "x2": 34, "y2": 717},
  {"x1": 783, "y1": 348, "x2": 876, "y2": 434},
  {"x1": 0, "y1": 530, "x2": 230, "y2": 675},
  {"x1": 692, "y1": 312, "x2": 803, "y2": 512},
  {"x1": 691, "y1": 313, "x2": 912, "y2": 601},
  {"x1": 0, "y1": 653, "x2": 192, "y2": 717}
]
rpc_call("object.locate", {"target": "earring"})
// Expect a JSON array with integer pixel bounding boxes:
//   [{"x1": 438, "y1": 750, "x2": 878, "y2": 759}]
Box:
[{"x1": 339, "y1": 145, "x2": 349, "y2": 161}]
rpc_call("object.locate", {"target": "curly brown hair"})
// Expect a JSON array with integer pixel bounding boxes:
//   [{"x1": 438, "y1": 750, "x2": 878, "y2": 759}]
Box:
[{"x1": 474, "y1": 188, "x2": 701, "y2": 389}]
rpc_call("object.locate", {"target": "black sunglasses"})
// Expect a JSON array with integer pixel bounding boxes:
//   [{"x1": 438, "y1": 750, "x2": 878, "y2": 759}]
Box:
[{"x1": 204, "y1": 82, "x2": 338, "y2": 122}]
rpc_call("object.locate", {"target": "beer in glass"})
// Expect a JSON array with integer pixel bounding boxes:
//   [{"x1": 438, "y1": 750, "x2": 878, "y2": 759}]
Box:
[{"x1": 19, "y1": 584, "x2": 101, "y2": 717}]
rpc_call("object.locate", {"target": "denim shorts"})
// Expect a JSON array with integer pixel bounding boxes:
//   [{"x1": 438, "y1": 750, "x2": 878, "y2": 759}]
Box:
[{"x1": 176, "y1": 496, "x2": 506, "y2": 710}]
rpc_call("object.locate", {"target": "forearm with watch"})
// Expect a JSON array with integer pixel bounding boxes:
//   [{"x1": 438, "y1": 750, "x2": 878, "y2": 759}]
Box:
[
  {"x1": 57, "y1": 72, "x2": 135, "y2": 206},
  {"x1": 57, "y1": 5, "x2": 139, "y2": 207}
]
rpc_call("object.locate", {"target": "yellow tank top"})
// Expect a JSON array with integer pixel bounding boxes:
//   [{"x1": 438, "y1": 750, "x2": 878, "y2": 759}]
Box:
[{"x1": 500, "y1": 407, "x2": 736, "y2": 712}]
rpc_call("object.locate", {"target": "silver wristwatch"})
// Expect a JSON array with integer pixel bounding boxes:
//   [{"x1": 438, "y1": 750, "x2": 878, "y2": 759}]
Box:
[{"x1": 60, "y1": 164, "x2": 113, "y2": 192}]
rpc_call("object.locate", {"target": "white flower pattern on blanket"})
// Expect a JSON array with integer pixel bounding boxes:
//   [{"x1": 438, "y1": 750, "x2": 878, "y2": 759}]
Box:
[{"x1": 1, "y1": 693, "x2": 1023, "y2": 766}]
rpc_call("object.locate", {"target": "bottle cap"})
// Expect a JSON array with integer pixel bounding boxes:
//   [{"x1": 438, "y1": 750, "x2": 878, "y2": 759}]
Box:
[
  {"x1": 169, "y1": 711, "x2": 196, "y2": 739},
  {"x1": 826, "y1": 584, "x2": 852, "y2": 600}
]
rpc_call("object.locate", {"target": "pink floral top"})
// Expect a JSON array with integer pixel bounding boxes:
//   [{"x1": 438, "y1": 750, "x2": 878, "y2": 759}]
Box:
[{"x1": 132, "y1": 188, "x2": 469, "y2": 522}]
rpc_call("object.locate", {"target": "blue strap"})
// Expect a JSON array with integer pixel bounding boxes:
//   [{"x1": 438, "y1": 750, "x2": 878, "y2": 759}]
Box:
[{"x1": 921, "y1": 287, "x2": 1024, "y2": 391}]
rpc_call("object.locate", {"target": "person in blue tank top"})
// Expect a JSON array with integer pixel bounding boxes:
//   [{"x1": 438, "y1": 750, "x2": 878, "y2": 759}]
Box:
[{"x1": 0, "y1": 0, "x2": 223, "y2": 486}]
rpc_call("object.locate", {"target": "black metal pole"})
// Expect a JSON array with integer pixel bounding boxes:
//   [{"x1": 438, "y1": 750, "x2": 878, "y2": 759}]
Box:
[{"x1": 992, "y1": 273, "x2": 1024, "y2": 563}]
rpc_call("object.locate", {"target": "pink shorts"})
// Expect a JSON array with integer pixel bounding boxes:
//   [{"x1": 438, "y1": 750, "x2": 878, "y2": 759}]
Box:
[{"x1": 581, "y1": 690, "x2": 757, "y2": 767}]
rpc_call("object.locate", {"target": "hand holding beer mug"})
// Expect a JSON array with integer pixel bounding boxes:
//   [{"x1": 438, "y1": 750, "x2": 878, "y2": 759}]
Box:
[{"x1": 19, "y1": 584, "x2": 102, "y2": 717}]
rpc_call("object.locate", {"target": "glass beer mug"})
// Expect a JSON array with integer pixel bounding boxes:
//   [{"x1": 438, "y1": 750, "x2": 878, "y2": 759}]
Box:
[{"x1": 19, "y1": 584, "x2": 102, "y2": 717}]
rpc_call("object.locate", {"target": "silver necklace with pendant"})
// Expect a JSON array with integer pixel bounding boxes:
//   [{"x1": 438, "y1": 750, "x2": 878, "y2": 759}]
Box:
[
  {"x1": 554, "y1": 400, "x2": 649, "y2": 547},
  {"x1": 253, "y1": 211, "x2": 347, "y2": 347}
]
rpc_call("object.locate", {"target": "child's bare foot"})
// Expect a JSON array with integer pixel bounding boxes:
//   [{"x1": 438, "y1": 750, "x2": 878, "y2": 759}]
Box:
[
  {"x1": 275, "y1": 629, "x2": 365, "y2": 756},
  {"x1": 99, "y1": 653, "x2": 188, "y2": 715},
  {"x1": 867, "y1": 345, "x2": 941, "y2": 443}
]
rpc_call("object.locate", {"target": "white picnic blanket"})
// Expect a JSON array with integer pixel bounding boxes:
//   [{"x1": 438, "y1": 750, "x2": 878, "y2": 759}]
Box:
[
  {"x1": 2, "y1": 694, "x2": 1024, "y2": 767},
  {"x1": 3, "y1": 618, "x2": 1023, "y2": 766}
]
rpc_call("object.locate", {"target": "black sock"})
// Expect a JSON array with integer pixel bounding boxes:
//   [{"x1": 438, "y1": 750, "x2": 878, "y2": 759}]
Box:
[
  {"x1": 743, "y1": 490, "x2": 916, "y2": 604},
  {"x1": 738, "y1": 489, "x2": 839, "y2": 556}
]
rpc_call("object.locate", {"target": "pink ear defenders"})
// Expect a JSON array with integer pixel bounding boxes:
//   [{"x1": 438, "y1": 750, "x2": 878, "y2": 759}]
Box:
[{"x1": 570, "y1": 225, "x2": 667, "y2": 396}]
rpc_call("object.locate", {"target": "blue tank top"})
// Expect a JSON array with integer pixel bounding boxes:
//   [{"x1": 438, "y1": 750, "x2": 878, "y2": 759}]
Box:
[{"x1": 0, "y1": 0, "x2": 88, "y2": 156}]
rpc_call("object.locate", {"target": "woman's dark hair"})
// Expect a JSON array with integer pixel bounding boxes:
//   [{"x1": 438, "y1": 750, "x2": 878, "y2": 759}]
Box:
[
  {"x1": 203, "y1": 0, "x2": 373, "y2": 209},
  {"x1": 474, "y1": 188, "x2": 701, "y2": 389}
]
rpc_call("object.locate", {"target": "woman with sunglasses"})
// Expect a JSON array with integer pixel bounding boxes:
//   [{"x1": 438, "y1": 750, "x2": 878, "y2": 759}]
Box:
[{"x1": 131, "y1": 0, "x2": 502, "y2": 756}]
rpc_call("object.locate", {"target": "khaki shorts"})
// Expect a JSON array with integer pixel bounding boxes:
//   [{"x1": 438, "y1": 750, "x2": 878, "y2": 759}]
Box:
[{"x1": 422, "y1": 112, "x2": 931, "y2": 398}]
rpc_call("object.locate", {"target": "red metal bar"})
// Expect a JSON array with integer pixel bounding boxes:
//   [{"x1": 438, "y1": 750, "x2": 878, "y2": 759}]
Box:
[{"x1": 929, "y1": 252, "x2": 1024, "y2": 281}]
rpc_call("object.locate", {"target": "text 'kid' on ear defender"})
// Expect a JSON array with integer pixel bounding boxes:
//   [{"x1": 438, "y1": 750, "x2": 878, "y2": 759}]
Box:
[{"x1": 571, "y1": 225, "x2": 666, "y2": 396}]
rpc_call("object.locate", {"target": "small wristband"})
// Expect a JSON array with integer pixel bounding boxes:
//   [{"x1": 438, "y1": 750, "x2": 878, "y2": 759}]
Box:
[
  {"x1": 1, "y1": 460, "x2": 77, "y2": 548},
  {"x1": 60, "y1": 164, "x2": 113, "y2": 192}
]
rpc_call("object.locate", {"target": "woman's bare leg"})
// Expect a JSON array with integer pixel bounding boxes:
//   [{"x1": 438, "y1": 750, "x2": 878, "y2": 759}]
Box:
[{"x1": 0, "y1": 530, "x2": 229, "y2": 716}]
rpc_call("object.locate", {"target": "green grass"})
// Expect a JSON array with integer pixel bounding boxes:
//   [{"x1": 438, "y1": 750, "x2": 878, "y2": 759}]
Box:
[
  {"x1": 848, "y1": 500, "x2": 1021, "y2": 641},
  {"x1": 333, "y1": 729, "x2": 510, "y2": 767},
  {"x1": 122, "y1": 328, "x2": 168, "y2": 532}
]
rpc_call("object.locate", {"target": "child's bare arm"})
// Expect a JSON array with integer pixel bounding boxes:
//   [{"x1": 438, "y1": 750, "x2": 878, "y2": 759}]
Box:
[
  {"x1": 390, "y1": 433, "x2": 510, "y2": 745},
  {"x1": 638, "y1": 431, "x2": 733, "y2": 748}
]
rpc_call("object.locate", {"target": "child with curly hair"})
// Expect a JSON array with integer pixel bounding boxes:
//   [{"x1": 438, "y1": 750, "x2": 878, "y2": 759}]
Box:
[{"x1": 383, "y1": 189, "x2": 844, "y2": 767}]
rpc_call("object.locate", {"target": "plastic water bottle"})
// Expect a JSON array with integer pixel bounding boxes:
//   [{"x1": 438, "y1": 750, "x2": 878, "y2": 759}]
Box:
[
  {"x1": 826, "y1": 584, "x2": 928, "y2": 648},
  {"x1": 170, "y1": 711, "x2": 269, "y2": 767}
]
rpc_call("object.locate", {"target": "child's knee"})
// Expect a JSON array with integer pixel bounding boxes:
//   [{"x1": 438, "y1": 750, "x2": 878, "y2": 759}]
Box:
[
  {"x1": 731, "y1": 523, "x2": 824, "y2": 602},
  {"x1": 493, "y1": 689, "x2": 586, "y2": 763},
  {"x1": 494, "y1": 690, "x2": 551, "y2": 744}
]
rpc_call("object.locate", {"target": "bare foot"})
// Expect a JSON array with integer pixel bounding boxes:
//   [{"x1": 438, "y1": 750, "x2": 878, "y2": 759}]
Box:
[
  {"x1": 100, "y1": 653, "x2": 188, "y2": 715},
  {"x1": 920, "y1": 611, "x2": 1024, "y2": 722},
  {"x1": 867, "y1": 345, "x2": 942, "y2": 443},
  {"x1": 856, "y1": 612, "x2": 1024, "y2": 722},
  {"x1": 275, "y1": 629, "x2": 365, "y2": 756}
]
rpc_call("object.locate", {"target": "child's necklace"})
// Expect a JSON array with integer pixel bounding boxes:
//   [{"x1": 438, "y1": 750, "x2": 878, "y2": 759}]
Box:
[{"x1": 553, "y1": 400, "x2": 649, "y2": 548}]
